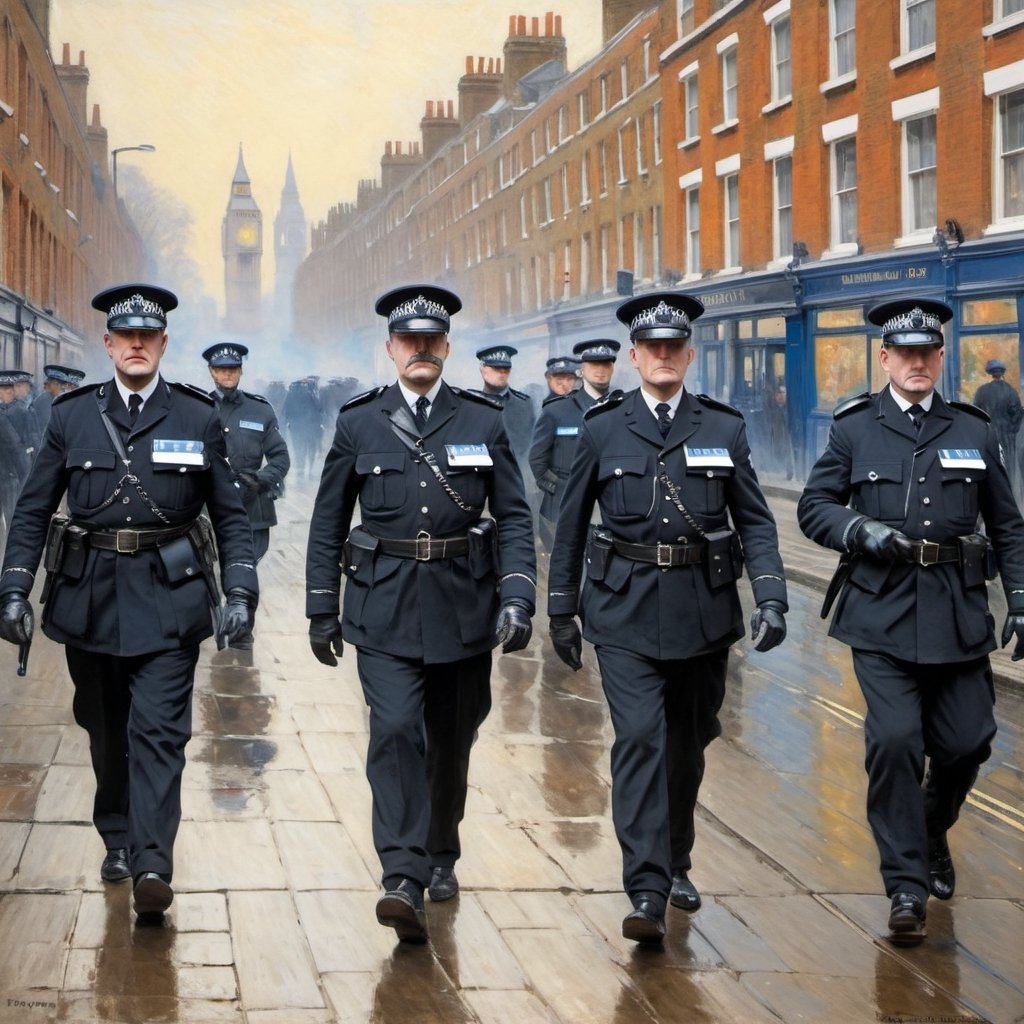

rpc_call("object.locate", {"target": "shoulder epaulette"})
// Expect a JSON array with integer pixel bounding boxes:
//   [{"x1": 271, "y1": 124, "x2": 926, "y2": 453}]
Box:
[
  {"x1": 833, "y1": 392, "x2": 873, "y2": 419},
  {"x1": 242, "y1": 390, "x2": 271, "y2": 405},
  {"x1": 52, "y1": 382, "x2": 100, "y2": 405},
  {"x1": 948, "y1": 399, "x2": 990, "y2": 422},
  {"x1": 340, "y1": 386, "x2": 386, "y2": 411},
  {"x1": 450, "y1": 386, "x2": 502, "y2": 409},
  {"x1": 509, "y1": 387, "x2": 530, "y2": 401},
  {"x1": 695, "y1": 393, "x2": 743, "y2": 418},
  {"x1": 583, "y1": 390, "x2": 625, "y2": 419},
  {"x1": 542, "y1": 392, "x2": 570, "y2": 407},
  {"x1": 169, "y1": 381, "x2": 216, "y2": 406}
]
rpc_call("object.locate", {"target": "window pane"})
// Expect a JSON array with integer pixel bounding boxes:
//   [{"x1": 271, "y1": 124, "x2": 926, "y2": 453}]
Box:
[
  {"x1": 962, "y1": 297, "x2": 1018, "y2": 326},
  {"x1": 961, "y1": 333, "x2": 1020, "y2": 401},
  {"x1": 685, "y1": 76, "x2": 699, "y2": 137},
  {"x1": 834, "y1": 138, "x2": 858, "y2": 243},
  {"x1": 1001, "y1": 90, "x2": 1024, "y2": 218},
  {"x1": 818, "y1": 307, "x2": 865, "y2": 329},
  {"x1": 1005, "y1": 0, "x2": 1024, "y2": 14},
  {"x1": 687, "y1": 188, "x2": 700, "y2": 271},
  {"x1": 833, "y1": 0, "x2": 856, "y2": 76},
  {"x1": 776, "y1": 157, "x2": 793, "y2": 258},
  {"x1": 815, "y1": 333, "x2": 871, "y2": 407},
  {"x1": 723, "y1": 51, "x2": 737, "y2": 121},
  {"x1": 907, "y1": 0, "x2": 935, "y2": 50},
  {"x1": 758, "y1": 316, "x2": 787, "y2": 338},
  {"x1": 907, "y1": 115, "x2": 937, "y2": 231},
  {"x1": 726, "y1": 174, "x2": 740, "y2": 265},
  {"x1": 774, "y1": 18, "x2": 792, "y2": 100}
]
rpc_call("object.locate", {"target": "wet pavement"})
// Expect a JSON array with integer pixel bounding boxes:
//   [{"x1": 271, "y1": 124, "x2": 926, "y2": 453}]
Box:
[{"x1": 0, "y1": 478, "x2": 1022, "y2": 1023}]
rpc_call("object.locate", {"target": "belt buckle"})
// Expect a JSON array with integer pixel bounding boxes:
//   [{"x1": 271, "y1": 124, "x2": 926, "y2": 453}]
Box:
[
  {"x1": 116, "y1": 530, "x2": 139, "y2": 554},
  {"x1": 917, "y1": 540, "x2": 940, "y2": 566},
  {"x1": 415, "y1": 530, "x2": 432, "y2": 562},
  {"x1": 656, "y1": 543, "x2": 673, "y2": 567}
]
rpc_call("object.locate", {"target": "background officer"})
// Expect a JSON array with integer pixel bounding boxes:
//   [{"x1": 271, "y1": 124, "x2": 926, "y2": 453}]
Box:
[
  {"x1": 0, "y1": 412, "x2": 28, "y2": 550},
  {"x1": 547, "y1": 293, "x2": 787, "y2": 944},
  {"x1": 798, "y1": 297, "x2": 1024, "y2": 947},
  {"x1": 543, "y1": 355, "x2": 579, "y2": 399},
  {"x1": 32, "y1": 364, "x2": 87, "y2": 434},
  {"x1": 0, "y1": 283, "x2": 257, "y2": 922},
  {"x1": 529, "y1": 342, "x2": 619, "y2": 552},
  {"x1": 283, "y1": 376, "x2": 324, "y2": 480},
  {"x1": 305, "y1": 285, "x2": 536, "y2": 943},
  {"x1": 471, "y1": 344, "x2": 536, "y2": 468},
  {"x1": 0, "y1": 369, "x2": 41, "y2": 468},
  {"x1": 972, "y1": 358, "x2": 1023, "y2": 498},
  {"x1": 204, "y1": 342, "x2": 290, "y2": 649}
]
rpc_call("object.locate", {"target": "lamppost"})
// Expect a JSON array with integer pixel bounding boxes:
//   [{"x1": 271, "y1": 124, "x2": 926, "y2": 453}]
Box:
[{"x1": 111, "y1": 144, "x2": 155, "y2": 199}]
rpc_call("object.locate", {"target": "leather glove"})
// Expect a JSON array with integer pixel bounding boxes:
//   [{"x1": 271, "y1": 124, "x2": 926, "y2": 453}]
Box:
[
  {"x1": 750, "y1": 600, "x2": 786, "y2": 653},
  {"x1": 219, "y1": 588, "x2": 255, "y2": 643},
  {"x1": 494, "y1": 599, "x2": 533, "y2": 654},
  {"x1": 237, "y1": 472, "x2": 261, "y2": 500},
  {"x1": 549, "y1": 614, "x2": 583, "y2": 671},
  {"x1": 851, "y1": 519, "x2": 916, "y2": 562},
  {"x1": 1001, "y1": 613, "x2": 1024, "y2": 661},
  {"x1": 309, "y1": 613, "x2": 343, "y2": 666},
  {"x1": 0, "y1": 592, "x2": 33, "y2": 645}
]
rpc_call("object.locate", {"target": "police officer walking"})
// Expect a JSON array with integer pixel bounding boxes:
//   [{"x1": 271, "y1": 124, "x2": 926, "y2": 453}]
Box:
[
  {"x1": 470, "y1": 345, "x2": 536, "y2": 468},
  {"x1": 972, "y1": 358, "x2": 1023, "y2": 497},
  {"x1": 542, "y1": 355, "x2": 579, "y2": 399},
  {"x1": 547, "y1": 293, "x2": 787, "y2": 944},
  {"x1": 0, "y1": 369, "x2": 41, "y2": 468},
  {"x1": 305, "y1": 285, "x2": 536, "y2": 943},
  {"x1": 798, "y1": 297, "x2": 1024, "y2": 946},
  {"x1": 204, "y1": 342, "x2": 290, "y2": 648},
  {"x1": 31, "y1": 364, "x2": 87, "y2": 435},
  {"x1": 529, "y1": 342, "x2": 619, "y2": 551},
  {"x1": 283, "y1": 377, "x2": 324, "y2": 480},
  {"x1": 0, "y1": 412, "x2": 28, "y2": 549},
  {"x1": 0, "y1": 284, "x2": 258, "y2": 922}
]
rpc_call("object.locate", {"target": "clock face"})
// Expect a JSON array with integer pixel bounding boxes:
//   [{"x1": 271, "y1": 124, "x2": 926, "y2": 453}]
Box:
[{"x1": 236, "y1": 223, "x2": 258, "y2": 247}]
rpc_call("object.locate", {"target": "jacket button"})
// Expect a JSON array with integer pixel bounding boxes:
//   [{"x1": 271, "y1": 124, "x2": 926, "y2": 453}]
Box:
[
  {"x1": 919, "y1": 476, "x2": 926, "y2": 483},
  {"x1": 122, "y1": 497, "x2": 130, "y2": 504},
  {"x1": 373, "y1": 466, "x2": 382, "y2": 474},
  {"x1": 965, "y1": 477, "x2": 972, "y2": 483},
  {"x1": 922, "y1": 497, "x2": 931, "y2": 505},
  {"x1": 179, "y1": 466, "x2": 187, "y2": 473},
  {"x1": 127, "y1": 445, "x2": 134, "y2": 453},
  {"x1": 420, "y1": 480, "x2": 427, "y2": 487},
  {"x1": 706, "y1": 470, "x2": 714, "y2": 478},
  {"x1": 421, "y1": 506, "x2": 429, "y2": 514},
  {"x1": 923, "y1": 520, "x2": 932, "y2": 527},
  {"x1": 868, "y1": 471, "x2": 878, "y2": 481},
  {"x1": 614, "y1": 468, "x2": 623, "y2": 477},
  {"x1": 83, "y1": 460, "x2": 92, "y2": 469}
]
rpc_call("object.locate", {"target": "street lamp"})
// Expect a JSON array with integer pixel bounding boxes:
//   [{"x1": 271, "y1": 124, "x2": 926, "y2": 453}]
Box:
[{"x1": 111, "y1": 144, "x2": 155, "y2": 199}]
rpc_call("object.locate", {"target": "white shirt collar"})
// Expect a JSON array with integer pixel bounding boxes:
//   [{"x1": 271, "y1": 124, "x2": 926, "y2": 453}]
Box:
[
  {"x1": 397, "y1": 379, "x2": 442, "y2": 416},
  {"x1": 114, "y1": 374, "x2": 160, "y2": 412},
  {"x1": 888, "y1": 384, "x2": 933, "y2": 414},
  {"x1": 638, "y1": 385, "x2": 684, "y2": 419}
]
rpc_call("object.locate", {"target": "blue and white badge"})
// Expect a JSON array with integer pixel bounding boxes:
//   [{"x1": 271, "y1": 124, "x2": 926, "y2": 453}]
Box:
[
  {"x1": 152, "y1": 439, "x2": 206, "y2": 466},
  {"x1": 556, "y1": 426, "x2": 580, "y2": 436},
  {"x1": 685, "y1": 446, "x2": 734, "y2": 468},
  {"x1": 938, "y1": 448, "x2": 986, "y2": 470},
  {"x1": 445, "y1": 443, "x2": 493, "y2": 467},
  {"x1": 239, "y1": 420, "x2": 264, "y2": 432}
]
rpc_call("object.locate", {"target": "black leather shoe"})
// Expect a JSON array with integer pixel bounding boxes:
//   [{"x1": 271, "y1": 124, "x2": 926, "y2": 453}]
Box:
[
  {"x1": 622, "y1": 896, "x2": 666, "y2": 944},
  {"x1": 428, "y1": 866, "x2": 459, "y2": 902},
  {"x1": 669, "y1": 872, "x2": 701, "y2": 911},
  {"x1": 100, "y1": 848, "x2": 131, "y2": 883},
  {"x1": 928, "y1": 833, "x2": 955, "y2": 901},
  {"x1": 887, "y1": 892, "x2": 926, "y2": 946},
  {"x1": 376, "y1": 879, "x2": 428, "y2": 943},
  {"x1": 133, "y1": 872, "x2": 174, "y2": 921}
]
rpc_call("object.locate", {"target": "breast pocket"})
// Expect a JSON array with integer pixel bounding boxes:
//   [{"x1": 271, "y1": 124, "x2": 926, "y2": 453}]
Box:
[
  {"x1": 356, "y1": 452, "x2": 407, "y2": 507},
  {"x1": 150, "y1": 460, "x2": 211, "y2": 510},
  {"x1": 445, "y1": 465, "x2": 491, "y2": 508},
  {"x1": 66, "y1": 449, "x2": 117, "y2": 509},
  {"x1": 684, "y1": 464, "x2": 734, "y2": 515},
  {"x1": 599, "y1": 456, "x2": 653, "y2": 520},
  {"x1": 941, "y1": 466, "x2": 985, "y2": 524},
  {"x1": 851, "y1": 461, "x2": 904, "y2": 520}
]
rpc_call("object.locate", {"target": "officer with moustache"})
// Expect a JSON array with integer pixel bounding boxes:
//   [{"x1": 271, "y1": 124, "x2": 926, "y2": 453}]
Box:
[
  {"x1": 530, "y1": 341, "x2": 620, "y2": 551},
  {"x1": 547, "y1": 293, "x2": 787, "y2": 943},
  {"x1": 305, "y1": 285, "x2": 536, "y2": 943},
  {"x1": 0, "y1": 284, "x2": 257, "y2": 922},
  {"x1": 798, "y1": 297, "x2": 1024, "y2": 946}
]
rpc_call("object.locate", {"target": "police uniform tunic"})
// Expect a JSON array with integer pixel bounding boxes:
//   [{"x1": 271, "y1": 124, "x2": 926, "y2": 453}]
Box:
[
  {"x1": 797, "y1": 386, "x2": 1024, "y2": 899},
  {"x1": 305, "y1": 381, "x2": 536, "y2": 884},
  {"x1": 470, "y1": 387, "x2": 536, "y2": 467},
  {"x1": 548, "y1": 387, "x2": 786, "y2": 897},
  {"x1": 529, "y1": 388, "x2": 596, "y2": 528}
]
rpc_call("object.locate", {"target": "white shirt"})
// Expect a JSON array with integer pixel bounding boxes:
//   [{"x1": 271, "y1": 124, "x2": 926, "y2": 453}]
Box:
[
  {"x1": 397, "y1": 379, "x2": 442, "y2": 420},
  {"x1": 888, "y1": 384, "x2": 934, "y2": 416},
  {"x1": 114, "y1": 374, "x2": 160, "y2": 416}
]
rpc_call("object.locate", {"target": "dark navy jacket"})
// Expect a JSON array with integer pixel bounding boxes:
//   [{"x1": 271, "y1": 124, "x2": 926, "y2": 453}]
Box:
[{"x1": 529, "y1": 389, "x2": 596, "y2": 521}]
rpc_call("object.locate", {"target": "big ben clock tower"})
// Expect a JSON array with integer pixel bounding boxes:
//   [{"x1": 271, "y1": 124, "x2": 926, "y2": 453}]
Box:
[{"x1": 222, "y1": 144, "x2": 262, "y2": 335}]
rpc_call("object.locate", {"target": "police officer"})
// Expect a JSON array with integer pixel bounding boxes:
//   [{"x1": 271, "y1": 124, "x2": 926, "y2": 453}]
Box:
[
  {"x1": 529, "y1": 342, "x2": 619, "y2": 551},
  {"x1": 0, "y1": 412, "x2": 28, "y2": 550},
  {"x1": 799, "y1": 298, "x2": 1024, "y2": 945},
  {"x1": 973, "y1": 358, "x2": 1023, "y2": 495},
  {"x1": 204, "y1": 342, "x2": 290, "y2": 649},
  {"x1": 32, "y1": 364, "x2": 87, "y2": 435},
  {"x1": 0, "y1": 284, "x2": 258, "y2": 922},
  {"x1": 543, "y1": 355, "x2": 579, "y2": 399},
  {"x1": 471, "y1": 344, "x2": 536, "y2": 467},
  {"x1": 283, "y1": 377, "x2": 325, "y2": 480},
  {"x1": 547, "y1": 292, "x2": 787, "y2": 944},
  {"x1": 0, "y1": 369, "x2": 40, "y2": 466},
  {"x1": 305, "y1": 285, "x2": 536, "y2": 943}
]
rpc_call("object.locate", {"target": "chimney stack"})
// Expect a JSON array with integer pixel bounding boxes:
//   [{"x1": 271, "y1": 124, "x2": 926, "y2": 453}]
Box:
[
  {"x1": 503, "y1": 11, "x2": 567, "y2": 103},
  {"x1": 54, "y1": 42, "x2": 90, "y2": 127},
  {"x1": 458, "y1": 54, "x2": 504, "y2": 126},
  {"x1": 420, "y1": 98, "x2": 460, "y2": 160}
]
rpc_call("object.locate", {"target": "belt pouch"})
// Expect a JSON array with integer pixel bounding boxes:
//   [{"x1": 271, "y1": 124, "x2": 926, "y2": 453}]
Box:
[
  {"x1": 468, "y1": 517, "x2": 496, "y2": 578},
  {"x1": 158, "y1": 535, "x2": 203, "y2": 586},
  {"x1": 585, "y1": 525, "x2": 613, "y2": 581},
  {"x1": 705, "y1": 528, "x2": 739, "y2": 589},
  {"x1": 957, "y1": 533, "x2": 987, "y2": 589},
  {"x1": 343, "y1": 524, "x2": 379, "y2": 580},
  {"x1": 60, "y1": 526, "x2": 89, "y2": 581}
]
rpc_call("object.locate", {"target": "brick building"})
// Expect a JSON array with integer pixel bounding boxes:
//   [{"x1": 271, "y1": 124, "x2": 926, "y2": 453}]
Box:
[{"x1": 0, "y1": 0, "x2": 146, "y2": 380}]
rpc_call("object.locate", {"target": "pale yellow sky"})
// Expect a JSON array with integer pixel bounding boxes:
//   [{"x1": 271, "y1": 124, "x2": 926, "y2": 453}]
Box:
[{"x1": 50, "y1": 1, "x2": 603, "y2": 315}]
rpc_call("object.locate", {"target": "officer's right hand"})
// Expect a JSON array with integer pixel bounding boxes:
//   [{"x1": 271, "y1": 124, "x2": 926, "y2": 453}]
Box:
[
  {"x1": 549, "y1": 614, "x2": 583, "y2": 671},
  {"x1": 0, "y1": 593, "x2": 33, "y2": 646},
  {"x1": 309, "y1": 614, "x2": 343, "y2": 666},
  {"x1": 851, "y1": 519, "x2": 916, "y2": 562},
  {"x1": 1001, "y1": 613, "x2": 1024, "y2": 661}
]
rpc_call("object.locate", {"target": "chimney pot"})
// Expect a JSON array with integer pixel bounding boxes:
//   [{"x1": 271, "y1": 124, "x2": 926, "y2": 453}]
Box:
[
  {"x1": 517, "y1": 15, "x2": 526, "y2": 35},
  {"x1": 546, "y1": 11, "x2": 553, "y2": 36},
  {"x1": 426, "y1": 99, "x2": 434, "y2": 117},
  {"x1": 79, "y1": 49, "x2": 86, "y2": 65},
  {"x1": 61, "y1": 42, "x2": 70, "y2": 63},
  {"x1": 91, "y1": 103, "x2": 101, "y2": 127},
  {"x1": 466, "y1": 55, "x2": 473, "y2": 74},
  {"x1": 477, "y1": 56, "x2": 484, "y2": 73},
  {"x1": 532, "y1": 16, "x2": 539, "y2": 36},
  {"x1": 397, "y1": 141, "x2": 402, "y2": 155},
  {"x1": 447, "y1": 99, "x2": 454, "y2": 119},
  {"x1": 555, "y1": 14, "x2": 561, "y2": 35}
]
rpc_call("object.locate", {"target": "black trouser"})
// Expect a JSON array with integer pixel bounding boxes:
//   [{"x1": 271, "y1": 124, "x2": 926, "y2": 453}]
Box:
[
  {"x1": 252, "y1": 527, "x2": 270, "y2": 564},
  {"x1": 851, "y1": 649, "x2": 996, "y2": 902},
  {"x1": 356, "y1": 647, "x2": 492, "y2": 887},
  {"x1": 65, "y1": 644, "x2": 200, "y2": 881},
  {"x1": 594, "y1": 644, "x2": 728, "y2": 899}
]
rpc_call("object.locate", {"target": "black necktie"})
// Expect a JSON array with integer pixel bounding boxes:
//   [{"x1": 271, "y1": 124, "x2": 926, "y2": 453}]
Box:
[
  {"x1": 128, "y1": 393, "x2": 142, "y2": 427},
  {"x1": 414, "y1": 395, "x2": 430, "y2": 433},
  {"x1": 907, "y1": 404, "x2": 924, "y2": 433},
  {"x1": 655, "y1": 402, "x2": 672, "y2": 439}
]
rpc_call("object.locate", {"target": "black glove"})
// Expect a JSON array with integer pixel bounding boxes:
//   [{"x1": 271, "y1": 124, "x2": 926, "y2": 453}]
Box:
[
  {"x1": 0, "y1": 592, "x2": 33, "y2": 645},
  {"x1": 537, "y1": 470, "x2": 559, "y2": 495},
  {"x1": 237, "y1": 472, "x2": 262, "y2": 500},
  {"x1": 309, "y1": 614, "x2": 343, "y2": 666},
  {"x1": 750, "y1": 600, "x2": 786, "y2": 652},
  {"x1": 1001, "y1": 613, "x2": 1024, "y2": 661},
  {"x1": 494, "y1": 600, "x2": 533, "y2": 654},
  {"x1": 851, "y1": 519, "x2": 916, "y2": 562},
  {"x1": 549, "y1": 614, "x2": 583, "y2": 671},
  {"x1": 219, "y1": 588, "x2": 255, "y2": 643}
]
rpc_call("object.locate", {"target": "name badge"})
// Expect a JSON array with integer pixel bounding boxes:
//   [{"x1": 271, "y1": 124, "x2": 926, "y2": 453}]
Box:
[
  {"x1": 239, "y1": 420, "x2": 264, "y2": 432},
  {"x1": 938, "y1": 448, "x2": 986, "y2": 470},
  {"x1": 445, "y1": 443, "x2": 493, "y2": 467},
  {"x1": 556, "y1": 426, "x2": 580, "y2": 436},
  {"x1": 685, "y1": 446, "x2": 734, "y2": 468},
  {"x1": 152, "y1": 439, "x2": 206, "y2": 465}
]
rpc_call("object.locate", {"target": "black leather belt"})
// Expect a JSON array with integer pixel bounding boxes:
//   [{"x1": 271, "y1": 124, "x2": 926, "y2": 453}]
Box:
[
  {"x1": 613, "y1": 540, "x2": 705, "y2": 567},
  {"x1": 85, "y1": 521, "x2": 194, "y2": 554},
  {"x1": 905, "y1": 540, "x2": 959, "y2": 566},
  {"x1": 378, "y1": 533, "x2": 470, "y2": 561}
]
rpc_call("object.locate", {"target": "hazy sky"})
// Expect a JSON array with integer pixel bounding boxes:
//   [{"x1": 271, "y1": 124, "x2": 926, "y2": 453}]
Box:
[{"x1": 50, "y1": 1, "x2": 603, "y2": 315}]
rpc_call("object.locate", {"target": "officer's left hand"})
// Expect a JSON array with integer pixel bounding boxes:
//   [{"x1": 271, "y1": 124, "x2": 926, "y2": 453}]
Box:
[
  {"x1": 494, "y1": 600, "x2": 533, "y2": 654},
  {"x1": 1001, "y1": 613, "x2": 1024, "y2": 661},
  {"x1": 219, "y1": 588, "x2": 255, "y2": 644},
  {"x1": 750, "y1": 600, "x2": 786, "y2": 652},
  {"x1": 0, "y1": 592, "x2": 33, "y2": 645}
]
